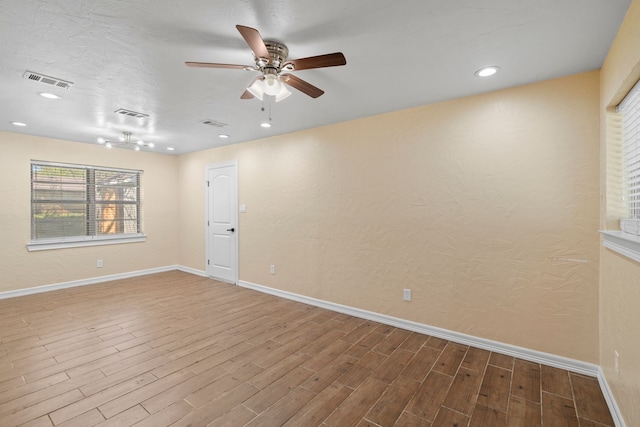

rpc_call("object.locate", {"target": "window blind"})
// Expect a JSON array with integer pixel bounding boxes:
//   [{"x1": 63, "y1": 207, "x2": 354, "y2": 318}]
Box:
[
  {"x1": 619, "y1": 79, "x2": 640, "y2": 235},
  {"x1": 31, "y1": 162, "x2": 142, "y2": 241}
]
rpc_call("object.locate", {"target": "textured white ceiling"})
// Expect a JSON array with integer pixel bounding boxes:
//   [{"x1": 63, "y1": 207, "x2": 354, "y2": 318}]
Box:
[{"x1": 0, "y1": 0, "x2": 631, "y2": 154}]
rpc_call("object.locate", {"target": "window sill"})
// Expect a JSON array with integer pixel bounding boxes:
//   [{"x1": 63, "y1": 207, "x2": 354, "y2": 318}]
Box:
[
  {"x1": 27, "y1": 234, "x2": 146, "y2": 252},
  {"x1": 600, "y1": 230, "x2": 640, "y2": 264}
]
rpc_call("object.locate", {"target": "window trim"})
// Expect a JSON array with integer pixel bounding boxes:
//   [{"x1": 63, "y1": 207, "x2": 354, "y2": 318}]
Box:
[
  {"x1": 603, "y1": 78, "x2": 640, "y2": 263},
  {"x1": 27, "y1": 234, "x2": 146, "y2": 252},
  {"x1": 618, "y1": 78, "x2": 640, "y2": 236},
  {"x1": 600, "y1": 230, "x2": 640, "y2": 264},
  {"x1": 28, "y1": 160, "x2": 145, "y2": 251}
]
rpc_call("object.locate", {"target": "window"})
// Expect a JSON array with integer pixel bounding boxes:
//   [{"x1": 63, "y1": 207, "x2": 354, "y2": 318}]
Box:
[
  {"x1": 28, "y1": 161, "x2": 145, "y2": 251},
  {"x1": 619, "y1": 79, "x2": 640, "y2": 235}
]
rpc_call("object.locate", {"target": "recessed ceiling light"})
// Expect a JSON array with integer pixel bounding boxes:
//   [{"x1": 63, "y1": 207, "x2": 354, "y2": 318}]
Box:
[
  {"x1": 39, "y1": 92, "x2": 61, "y2": 99},
  {"x1": 97, "y1": 137, "x2": 107, "y2": 144},
  {"x1": 260, "y1": 122, "x2": 272, "y2": 128},
  {"x1": 167, "y1": 147, "x2": 175, "y2": 151},
  {"x1": 218, "y1": 134, "x2": 229, "y2": 139},
  {"x1": 11, "y1": 121, "x2": 26, "y2": 127},
  {"x1": 475, "y1": 66, "x2": 500, "y2": 77}
]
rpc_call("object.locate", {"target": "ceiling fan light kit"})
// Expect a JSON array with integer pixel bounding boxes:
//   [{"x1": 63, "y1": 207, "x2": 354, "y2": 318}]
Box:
[
  {"x1": 186, "y1": 25, "x2": 346, "y2": 102},
  {"x1": 246, "y1": 76, "x2": 292, "y2": 102}
]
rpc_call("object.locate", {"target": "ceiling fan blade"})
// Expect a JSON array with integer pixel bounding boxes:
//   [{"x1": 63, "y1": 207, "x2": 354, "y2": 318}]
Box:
[
  {"x1": 185, "y1": 62, "x2": 250, "y2": 70},
  {"x1": 236, "y1": 25, "x2": 270, "y2": 60},
  {"x1": 281, "y1": 74, "x2": 324, "y2": 98},
  {"x1": 286, "y1": 52, "x2": 346, "y2": 71}
]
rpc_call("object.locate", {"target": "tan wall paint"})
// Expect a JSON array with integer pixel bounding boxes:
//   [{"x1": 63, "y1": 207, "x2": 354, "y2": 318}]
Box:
[
  {"x1": 179, "y1": 71, "x2": 601, "y2": 362},
  {"x1": 600, "y1": 0, "x2": 640, "y2": 424},
  {"x1": 0, "y1": 132, "x2": 179, "y2": 292}
]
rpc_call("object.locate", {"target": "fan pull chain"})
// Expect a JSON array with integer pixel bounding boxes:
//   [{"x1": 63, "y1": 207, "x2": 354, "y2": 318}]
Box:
[{"x1": 260, "y1": 96, "x2": 273, "y2": 126}]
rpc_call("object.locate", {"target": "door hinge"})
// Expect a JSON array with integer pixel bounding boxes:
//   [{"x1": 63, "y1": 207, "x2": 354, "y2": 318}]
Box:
[
  {"x1": 207, "y1": 259, "x2": 210, "y2": 265},
  {"x1": 207, "y1": 220, "x2": 209, "y2": 226},
  {"x1": 206, "y1": 181, "x2": 210, "y2": 187}
]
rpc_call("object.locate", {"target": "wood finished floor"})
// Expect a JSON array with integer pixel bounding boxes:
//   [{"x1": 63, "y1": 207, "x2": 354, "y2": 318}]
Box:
[{"x1": 0, "y1": 271, "x2": 614, "y2": 427}]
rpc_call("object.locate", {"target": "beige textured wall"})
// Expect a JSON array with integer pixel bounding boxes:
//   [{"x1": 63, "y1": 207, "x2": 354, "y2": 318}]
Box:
[
  {"x1": 179, "y1": 71, "x2": 601, "y2": 362},
  {"x1": 0, "y1": 132, "x2": 179, "y2": 292},
  {"x1": 600, "y1": 0, "x2": 640, "y2": 425}
]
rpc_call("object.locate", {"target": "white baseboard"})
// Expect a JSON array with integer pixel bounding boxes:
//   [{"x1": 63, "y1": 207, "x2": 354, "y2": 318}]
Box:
[
  {"x1": 238, "y1": 279, "x2": 626, "y2": 427},
  {"x1": 238, "y1": 280, "x2": 597, "y2": 374},
  {"x1": 176, "y1": 265, "x2": 208, "y2": 277},
  {"x1": 0, "y1": 265, "x2": 179, "y2": 300},
  {"x1": 598, "y1": 367, "x2": 627, "y2": 427}
]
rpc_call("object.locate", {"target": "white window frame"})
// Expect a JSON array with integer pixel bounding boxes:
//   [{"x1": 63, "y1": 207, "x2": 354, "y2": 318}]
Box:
[
  {"x1": 619, "y1": 78, "x2": 640, "y2": 235},
  {"x1": 601, "y1": 79, "x2": 640, "y2": 263},
  {"x1": 27, "y1": 161, "x2": 146, "y2": 251}
]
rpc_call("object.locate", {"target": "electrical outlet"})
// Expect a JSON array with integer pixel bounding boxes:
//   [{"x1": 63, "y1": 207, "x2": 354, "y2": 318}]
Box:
[
  {"x1": 270, "y1": 265, "x2": 275, "y2": 275},
  {"x1": 97, "y1": 259, "x2": 103, "y2": 268},
  {"x1": 615, "y1": 350, "x2": 620, "y2": 374},
  {"x1": 403, "y1": 289, "x2": 412, "y2": 301}
]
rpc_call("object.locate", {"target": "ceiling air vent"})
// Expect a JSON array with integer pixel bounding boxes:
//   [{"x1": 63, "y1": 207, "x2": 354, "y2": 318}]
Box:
[
  {"x1": 114, "y1": 108, "x2": 149, "y2": 119},
  {"x1": 23, "y1": 70, "x2": 73, "y2": 89},
  {"x1": 201, "y1": 119, "x2": 227, "y2": 128}
]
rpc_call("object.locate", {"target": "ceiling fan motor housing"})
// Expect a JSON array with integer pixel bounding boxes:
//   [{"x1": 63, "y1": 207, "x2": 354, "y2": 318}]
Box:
[{"x1": 263, "y1": 41, "x2": 289, "y2": 69}]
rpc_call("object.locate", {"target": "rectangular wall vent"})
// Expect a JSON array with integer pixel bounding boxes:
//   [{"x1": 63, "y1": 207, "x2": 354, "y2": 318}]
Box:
[
  {"x1": 23, "y1": 70, "x2": 73, "y2": 89},
  {"x1": 114, "y1": 108, "x2": 149, "y2": 119},
  {"x1": 201, "y1": 119, "x2": 227, "y2": 128}
]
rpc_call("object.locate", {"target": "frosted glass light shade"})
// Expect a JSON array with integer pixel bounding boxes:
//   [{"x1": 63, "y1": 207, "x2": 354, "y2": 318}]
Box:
[
  {"x1": 247, "y1": 76, "x2": 291, "y2": 102},
  {"x1": 247, "y1": 79, "x2": 265, "y2": 100},
  {"x1": 274, "y1": 84, "x2": 291, "y2": 102},
  {"x1": 263, "y1": 74, "x2": 280, "y2": 96}
]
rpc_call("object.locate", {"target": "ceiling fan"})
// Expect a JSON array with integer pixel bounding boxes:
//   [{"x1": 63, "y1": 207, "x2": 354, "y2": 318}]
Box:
[{"x1": 186, "y1": 25, "x2": 346, "y2": 102}]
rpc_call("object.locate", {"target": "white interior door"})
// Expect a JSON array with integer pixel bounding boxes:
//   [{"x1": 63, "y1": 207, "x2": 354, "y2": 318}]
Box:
[{"x1": 206, "y1": 162, "x2": 238, "y2": 283}]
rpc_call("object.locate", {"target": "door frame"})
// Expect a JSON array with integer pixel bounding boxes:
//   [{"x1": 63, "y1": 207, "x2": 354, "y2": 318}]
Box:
[{"x1": 205, "y1": 160, "x2": 238, "y2": 284}]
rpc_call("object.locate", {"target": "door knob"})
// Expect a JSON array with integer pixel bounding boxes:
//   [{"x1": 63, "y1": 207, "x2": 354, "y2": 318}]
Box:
[{"x1": 226, "y1": 227, "x2": 235, "y2": 232}]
